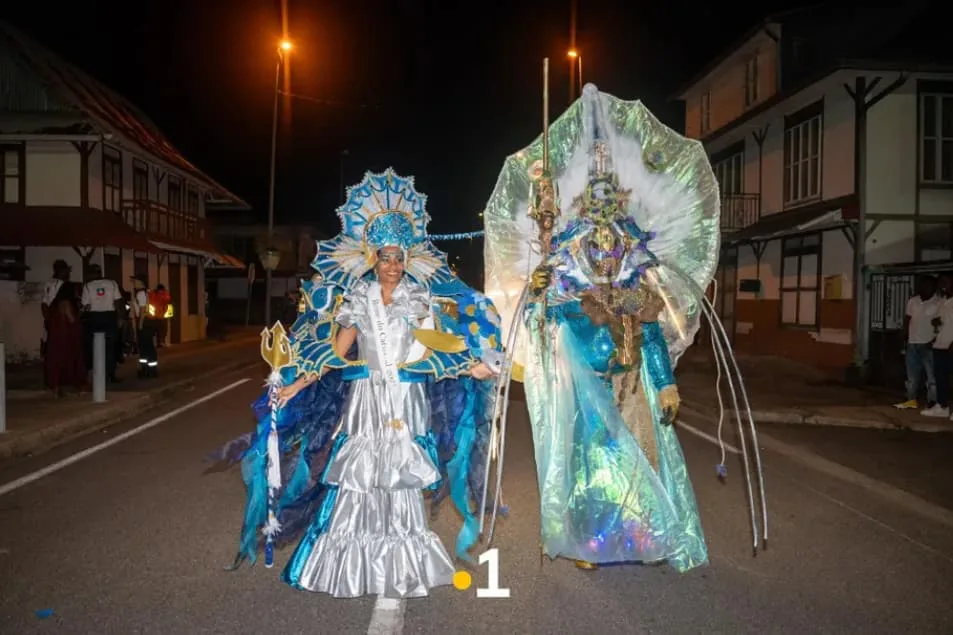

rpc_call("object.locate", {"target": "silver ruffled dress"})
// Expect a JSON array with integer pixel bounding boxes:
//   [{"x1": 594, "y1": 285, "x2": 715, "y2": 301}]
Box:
[{"x1": 286, "y1": 278, "x2": 456, "y2": 598}]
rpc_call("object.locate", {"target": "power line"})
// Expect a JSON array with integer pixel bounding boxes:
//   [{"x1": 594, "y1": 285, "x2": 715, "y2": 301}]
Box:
[{"x1": 278, "y1": 90, "x2": 380, "y2": 109}]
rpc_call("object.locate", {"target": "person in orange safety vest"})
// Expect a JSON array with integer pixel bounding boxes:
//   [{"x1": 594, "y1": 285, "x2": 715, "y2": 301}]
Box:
[{"x1": 150, "y1": 284, "x2": 173, "y2": 347}]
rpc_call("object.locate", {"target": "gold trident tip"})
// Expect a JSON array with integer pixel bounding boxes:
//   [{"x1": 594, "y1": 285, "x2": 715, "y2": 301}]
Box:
[{"x1": 260, "y1": 321, "x2": 294, "y2": 371}]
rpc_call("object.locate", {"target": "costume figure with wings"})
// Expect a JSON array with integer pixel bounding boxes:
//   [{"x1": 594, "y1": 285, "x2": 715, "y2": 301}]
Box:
[
  {"x1": 481, "y1": 84, "x2": 768, "y2": 571},
  {"x1": 210, "y1": 169, "x2": 504, "y2": 599}
]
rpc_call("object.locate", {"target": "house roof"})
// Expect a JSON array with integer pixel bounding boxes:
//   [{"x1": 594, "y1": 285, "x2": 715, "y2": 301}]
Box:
[
  {"x1": 670, "y1": 2, "x2": 941, "y2": 102},
  {"x1": 0, "y1": 22, "x2": 250, "y2": 210},
  {"x1": 669, "y1": 5, "x2": 827, "y2": 102},
  {"x1": 0, "y1": 205, "x2": 163, "y2": 252}
]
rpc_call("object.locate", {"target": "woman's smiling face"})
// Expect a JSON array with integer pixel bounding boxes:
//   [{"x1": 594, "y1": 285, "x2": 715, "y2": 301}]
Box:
[{"x1": 375, "y1": 247, "x2": 405, "y2": 284}]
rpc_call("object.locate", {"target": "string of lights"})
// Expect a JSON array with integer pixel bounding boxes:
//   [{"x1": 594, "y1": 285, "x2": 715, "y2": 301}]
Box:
[{"x1": 430, "y1": 230, "x2": 485, "y2": 241}]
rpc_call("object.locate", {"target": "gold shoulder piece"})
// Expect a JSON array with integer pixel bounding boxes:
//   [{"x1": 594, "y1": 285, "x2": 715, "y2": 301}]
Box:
[
  {"x1": 511, "y1": 362, "x2": 525, "y2": 383},
  {"x1": 413, "y1": 328, "x2": 467, "y2": 354}
]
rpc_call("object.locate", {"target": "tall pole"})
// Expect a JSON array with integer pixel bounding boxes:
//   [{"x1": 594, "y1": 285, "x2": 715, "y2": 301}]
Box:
[
  {"x1": 569, "y1": 0, "x2": 577, "y2": 104},
  {"x1": 578, "y1": 55, "x2": 583, "y2": 92},
  {"x1": 266, "y1": 53, "x2": 281, "y2": 327}
]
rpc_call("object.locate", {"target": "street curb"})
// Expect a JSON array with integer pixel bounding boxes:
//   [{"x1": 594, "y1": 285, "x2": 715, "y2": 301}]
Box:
[
  {"x1": 682, "y1": 398, "x2": 953, "y2": 433},
  {"x1": 0, "y1": 358, "x2": 259, "y2": 460},
  {"x1": 678, "y1": 404, "x2": 953, "y2": 530}
]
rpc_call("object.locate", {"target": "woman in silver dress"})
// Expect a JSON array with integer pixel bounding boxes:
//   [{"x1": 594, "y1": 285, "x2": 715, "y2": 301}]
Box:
[
  {"x1": 276, "y1": 246, "x2": 493, "y2": 598},
  {"x1": 216, "y1": 169, "x2": 503, "y2": 600}
]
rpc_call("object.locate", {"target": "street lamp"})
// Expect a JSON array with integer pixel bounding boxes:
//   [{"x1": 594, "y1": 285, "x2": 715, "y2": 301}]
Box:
[
  {"x1": 266, "y1": 38, "x2": 292, "y2": 326},
  {"x1": 567, "y1": 49, "x2": 582, "y2": 101},
  {"x1": 261, "y1": 247, "x2": 281, "y2": 272}
]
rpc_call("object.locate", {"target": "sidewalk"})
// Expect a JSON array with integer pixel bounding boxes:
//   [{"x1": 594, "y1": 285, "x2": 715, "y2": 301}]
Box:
[
  {"x1": 1, "y1": 329, "x2": 262, "y2": 459},
  {"x1": 676, "y1": 350, "x2": 953, "y2": 433}
]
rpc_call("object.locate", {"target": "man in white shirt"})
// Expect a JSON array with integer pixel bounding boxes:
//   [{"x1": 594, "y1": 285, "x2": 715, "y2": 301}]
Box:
[
  {"x1": 895, "y1": 275, "x2": 940, "y2": 409},
  {"x1": 922, "y1": 273, "x2": 953, "y2": 419},
  {"x1": 81, "y1": 264, "x2": 123, "y2": 383}
]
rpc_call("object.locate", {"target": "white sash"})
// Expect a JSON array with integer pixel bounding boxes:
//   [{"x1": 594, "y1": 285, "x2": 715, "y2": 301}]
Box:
[{"x1": 366, "y1": 282, "x2": 404, "y2": 424}]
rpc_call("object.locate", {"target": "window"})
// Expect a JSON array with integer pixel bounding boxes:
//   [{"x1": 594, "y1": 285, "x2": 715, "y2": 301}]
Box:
[
  {"x1": 103, "y1": 147, "x2": 122, "y2": 212},
  {"x1": 717, "y1": 246, "x2": 738, "y2": 321},
  {"x1": 713, "y1": 152, "x2": 744, "y2": 195},
  {"x1": 700, "y1": 91, "x2": 711, "y2": 134},
  {"x1": 916, "y1": 221, "x2": 953, "y2": 262},
  {"x1": 0, "y1": 246, "x2": 25, "y2": 281},
  {"x1": 780, "y1": 234, "x2": 821, "y2": 328},
  {"x1": 134, "y1": 254, "x2": 149, "y2": 287},
  {"x1": 186, "y1": 185, "x2": 200, "y2": 216},
  {"x1": 132, "y1": 160, "x2": 149, "y2": 201},
  {"x1": 1, "y1": 144, "x2": 23, "y2": 204},
  {"x1": 744, "y1": 55, "x2": 759, "y2": 108},
  {"x1": 167, "y1": 177, "x2": 182, "y2": 210},
  {"x1": 783, "y1": 102, "x2": 822, "y2": 206},
  {"x1": 187, "y1": 262, "x2": 199, "y2": 315},
  {"x1": 920, "y1": 93, "x2": 953, "y2": 183}
]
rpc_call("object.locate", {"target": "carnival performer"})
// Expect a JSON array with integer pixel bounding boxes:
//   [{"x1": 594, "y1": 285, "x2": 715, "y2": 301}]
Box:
[
  {"x1": 210, "y1": 169, "x2": 504, "y2": 600},
  {"x1": 481, "y1": 83, "x2": 767, "y2": 572}
]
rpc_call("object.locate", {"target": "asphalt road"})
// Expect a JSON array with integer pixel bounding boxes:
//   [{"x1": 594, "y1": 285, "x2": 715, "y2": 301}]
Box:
[{"x1": 2, "y1": 367, "x2": 953, "y2": 634}]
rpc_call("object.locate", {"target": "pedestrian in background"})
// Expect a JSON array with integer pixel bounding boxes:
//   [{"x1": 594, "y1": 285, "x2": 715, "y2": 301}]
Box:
[
  {"x1": 923, "y1": 273, "x2": 953, "y2": 419},
  {"x1": 130, "y1": 276, "x2": 160, "y2": 378},
  {"x1": 40, "y1": 259, "x2": 70, "y2": 361},
  {"x1": 44, "y1": 279, "x2": 87, "y2": 397},
  {"x1": 895, "y1": 275, "x2": 940, "y2": 410},
  {"x1": 80, "y1": 264, "x2": 123, "y2": 383}
]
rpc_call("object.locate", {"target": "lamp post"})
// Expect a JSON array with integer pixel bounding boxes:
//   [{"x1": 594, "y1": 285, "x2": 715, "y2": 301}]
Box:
[
  {"x1": 265, "y1": 38, "x2": 293, "y2": 326},
  {"x1": 567, "y1": 49, "x2": 582, "y2": 101}
]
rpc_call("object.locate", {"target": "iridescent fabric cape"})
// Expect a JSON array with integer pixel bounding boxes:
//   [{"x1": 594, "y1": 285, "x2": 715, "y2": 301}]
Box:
[{"x1": 482, "y1": 85, "x2": 766, "y2": 568}]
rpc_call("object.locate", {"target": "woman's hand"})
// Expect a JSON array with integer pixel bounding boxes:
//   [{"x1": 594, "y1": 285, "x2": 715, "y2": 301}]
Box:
[
  {"x1": 276, "y1": 376, "x2": 312, "y2": 409},
  {"x1": 469, "y1": 362, "x2": 494, "y2": 381}
]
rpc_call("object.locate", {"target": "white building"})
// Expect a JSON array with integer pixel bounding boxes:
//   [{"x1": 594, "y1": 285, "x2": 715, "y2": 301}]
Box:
[
  {"x1": 675, "y1": 5, "x2": 953, "y2": 376},
  {"x1": 0, "y1": 23, "x2": 247, "y2": 361}
]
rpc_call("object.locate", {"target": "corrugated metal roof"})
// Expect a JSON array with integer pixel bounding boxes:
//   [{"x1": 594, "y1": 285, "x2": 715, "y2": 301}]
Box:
[{"x1": 0, "y1": 22, "x2": 249, "y2": 209}]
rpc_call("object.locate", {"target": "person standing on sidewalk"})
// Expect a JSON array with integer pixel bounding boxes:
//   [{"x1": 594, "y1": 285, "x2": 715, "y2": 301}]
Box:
[
  {"x1": 895, "y1": 275, "x2": 940, "y2": 410},
  {"x1": 81, "y1": 264, "x2": 123, "y2": 384},
  {"x1": 152, "y1": 284, "x2": 172, "y2": 348},
  {"x1": 130, "y1": 276, "x2": 159, "y2": 378},
  {"x1": 44, "y1": 279, "x2": 87, "y2": 397},
  {"x1": 40, "y1": 259, "x2": 70, "y2": 360},
  {"x1": 923, "y1": 273, "x2": 953, "y2": 419}
]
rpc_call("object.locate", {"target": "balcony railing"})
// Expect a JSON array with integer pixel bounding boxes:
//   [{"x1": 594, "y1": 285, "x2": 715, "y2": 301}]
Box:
[
  {"x1": 120, "y1": 200, "x2": 210, "y2": 247},
  {"x1": 720, "y1": 193, "x2": 760, "y2": 232}
]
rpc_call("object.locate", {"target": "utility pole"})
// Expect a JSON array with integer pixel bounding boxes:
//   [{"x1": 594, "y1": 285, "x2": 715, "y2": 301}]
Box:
[{"x1": 569, "y1": 0, "x2": 577, "y2": 103}]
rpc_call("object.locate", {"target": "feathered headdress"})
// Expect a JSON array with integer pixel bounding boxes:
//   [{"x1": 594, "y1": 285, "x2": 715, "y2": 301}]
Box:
[{"x1": 311, "y1": 168, "x2": 457, "y2": 291}]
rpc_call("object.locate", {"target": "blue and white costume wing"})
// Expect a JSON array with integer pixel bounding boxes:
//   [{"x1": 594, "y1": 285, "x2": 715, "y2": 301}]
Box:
[{"x1": 210, "y1": 169, "x2": 505, "y2": 567}]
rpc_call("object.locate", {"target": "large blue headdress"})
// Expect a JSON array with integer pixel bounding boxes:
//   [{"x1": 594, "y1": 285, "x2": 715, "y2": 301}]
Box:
[{"x1": 312, "y1": 168, "x2": 458, "y2": 291}]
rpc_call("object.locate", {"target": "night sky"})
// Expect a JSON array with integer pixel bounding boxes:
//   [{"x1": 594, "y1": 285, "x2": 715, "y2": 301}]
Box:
[{"x1": 3, "y1": 0, "x2": 805, "y2": 271}]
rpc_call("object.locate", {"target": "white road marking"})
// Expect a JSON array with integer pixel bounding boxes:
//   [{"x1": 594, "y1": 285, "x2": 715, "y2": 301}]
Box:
[
  {"x1": 0, "y1": 378, "x2": 251, "y2": 498},
  {"x1": 367, "y1": 597, "x2": 406, "y2": 635},
  {"x1": 677, "y1": 420, "x2": 740, "y2": 454}
]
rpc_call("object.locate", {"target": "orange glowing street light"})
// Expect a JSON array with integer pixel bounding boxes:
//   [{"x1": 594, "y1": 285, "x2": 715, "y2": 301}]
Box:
[
  {"x1": 567, "y1": 50, "x2": 583, "y2": 101},
  {"x1": 265, "y1": 36, "x2": 293, "y2": 325}
]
